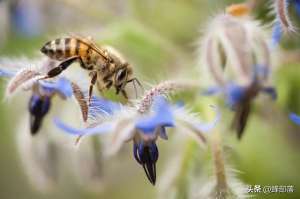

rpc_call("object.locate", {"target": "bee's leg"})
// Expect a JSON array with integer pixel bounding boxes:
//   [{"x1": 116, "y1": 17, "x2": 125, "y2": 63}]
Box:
[
  {"x1": 127, "y1": 78, "x2": 144, "y2": 98},
  {"x1": 105, "y1": 80, "x2": 113, "y2": 90},
  {"x1": 88, "y1": 71, "x2": 98, "y2": 105},
  {"x1": 121, "y1": 89, "x2": 128, "y2": 99},
  {"x1": 46, "y1": 56, "x2": 81, "y2": 78}
]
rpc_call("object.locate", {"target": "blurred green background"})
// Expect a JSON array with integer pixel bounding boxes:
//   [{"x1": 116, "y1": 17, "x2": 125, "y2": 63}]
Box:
[{"x1": 0, "y1": 0, "x2": 300, "y2": 199}]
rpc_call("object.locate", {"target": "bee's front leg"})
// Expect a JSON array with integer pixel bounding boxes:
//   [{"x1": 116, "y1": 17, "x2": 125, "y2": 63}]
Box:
[{"x1": 46, "y1": 56, "x2": 81, "y2": 78}]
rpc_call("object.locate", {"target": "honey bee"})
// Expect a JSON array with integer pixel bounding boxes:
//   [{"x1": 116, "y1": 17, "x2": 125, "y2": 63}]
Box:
[{"x1": 40, "y1": 36, "x2": 141, "y2": 101}]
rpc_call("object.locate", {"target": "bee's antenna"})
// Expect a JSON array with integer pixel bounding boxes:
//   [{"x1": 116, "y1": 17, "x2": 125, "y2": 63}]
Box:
[
  {"x1": 128, "y1": 78, "x2": 144, "y2": 98},
  {"x1": 134, "y1": 78, "x2": 144, "y2": 92},
  {"x1": 132, "y1": 79, "x2": 138, "y2": 98}
]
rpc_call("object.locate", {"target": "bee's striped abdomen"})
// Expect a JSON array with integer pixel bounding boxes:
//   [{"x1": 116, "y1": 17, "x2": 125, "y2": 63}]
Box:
[{"x1": 41, "y1": 38, "x2": 89, "y2": 61}]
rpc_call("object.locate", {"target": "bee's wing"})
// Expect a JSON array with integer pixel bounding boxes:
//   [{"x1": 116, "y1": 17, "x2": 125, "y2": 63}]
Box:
[{"x1": 70, "y1": 34, "x2": 110, "y2": 60}]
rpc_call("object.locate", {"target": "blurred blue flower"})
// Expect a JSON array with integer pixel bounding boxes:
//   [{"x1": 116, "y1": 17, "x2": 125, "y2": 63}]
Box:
[
  {"x1": 289, "y1": 113, "x2": 300, "y2": 125},
  {"x1": 28, "y1": 78, "x2": 74, "y2": 135},
  {"x1": 295, "y1": 0, "x2": 300, "y2": 16},
  {"x1": 203, "y1": 65, "x2": 276, "y2": 109},
  {"x1": 12, "y1": 0, "x2": 43, "y2": 37},
  {"x1": 202, "y1": 65, "x2": 276, "y2": 138},
  {"x1": 0, "y1": 68, "x2": 15, "y2": 78},
  {"x1": 29, "y1": 94, "x2": 51, "y2": 135},
  {"x1": 203, "y1": 83, "x2": 276, "y2": 109},
  {"x1": 0, "y1": 66, "x2": 86, "y2": 135}
]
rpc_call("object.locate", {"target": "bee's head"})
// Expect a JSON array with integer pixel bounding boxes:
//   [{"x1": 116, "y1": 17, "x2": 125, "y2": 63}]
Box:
[
  {"x1": 115, "y1": 63, "x2": 142, "y2": 98},
  {"x1": 115, "y1": 63, "x2": 132, "y2": 94}
]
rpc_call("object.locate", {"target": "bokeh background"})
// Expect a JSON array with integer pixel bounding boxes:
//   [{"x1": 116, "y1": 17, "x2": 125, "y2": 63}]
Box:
[{"x1": 0, "y1": 0, "x2": 300, "y2": 199}]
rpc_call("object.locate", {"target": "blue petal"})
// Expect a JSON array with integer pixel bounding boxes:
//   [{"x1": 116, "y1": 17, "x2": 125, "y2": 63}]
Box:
[
  {"x1": 88, "y1": 96, "x2": 122, "y2": 118},
  {"x1": 158, "y1": 126, "x2": 168, "y2": 140},
  {"x1": 195, "y1": 105, "x2": 221, "y2": 132},
  {"x1": 40, "y1": 78, "x2": 73, "y2": 98},
  {"x1": 253, "y1": 64, "x2": 269, "y2": 81},
  {"x1": 54, "y1": 118, "x2": 113, "y2": 136},
  {"x1": 271, "y1": 21, "x2": 282, "y2": 47},
  {"x1": 0, "y1": 68, "x2": 15, "y2": 78},
  {"x1": 56, "y1": 78, "x2": 73, "y2": 97},
  {"x1": 136, "y1": 96, "x2": 174, "y2": 133},
  {"x1": 289, "y1": 113, "x2": 300, "y2": 125},
  {"x1": 262, "y1": 87, "x2": 277, "y2": 100},
  {"x1": 201, "y1": 86, "x2": 222, "y2": 96},
  {"x1": 294, "y1": 0, "x2": 300, "y2": 18},
  {"x1": 226, "y1": 84, "x2": 246, "y2": 108}
]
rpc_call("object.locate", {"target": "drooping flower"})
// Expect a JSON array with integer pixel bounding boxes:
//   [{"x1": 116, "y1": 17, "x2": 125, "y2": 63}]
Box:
[
  {"x1": 55, "y1": 81, "x2": 219, "y2": 185},
  {"x1": 199, "y1": 11, "x2": 276, "y2": 138}
]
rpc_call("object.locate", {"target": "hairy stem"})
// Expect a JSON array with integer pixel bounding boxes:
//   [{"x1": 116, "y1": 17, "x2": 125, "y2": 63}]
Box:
[{"x1": 211, "y1": 130, "x2": 228, "y2": 198}]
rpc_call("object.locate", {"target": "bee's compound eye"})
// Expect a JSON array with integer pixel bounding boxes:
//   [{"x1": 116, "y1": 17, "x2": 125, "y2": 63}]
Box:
[{"x1": 116, "y1": 68, "x2": 127, "y2": 85}]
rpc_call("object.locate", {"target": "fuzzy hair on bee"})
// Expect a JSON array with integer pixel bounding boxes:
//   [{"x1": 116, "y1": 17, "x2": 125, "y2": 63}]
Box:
[{"x1": 40, "y1": 36, "x2": 142, "y2": 102}]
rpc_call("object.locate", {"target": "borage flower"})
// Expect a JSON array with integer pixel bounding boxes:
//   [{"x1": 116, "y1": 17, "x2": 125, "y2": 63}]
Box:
[
  {"x1": 0, "y1": 58, "x2": 107, "y2": 191},
  {"x1": 203, "y1": 65, "x2": 277, "y2": 138},
  {"x1": 200, "y1": 11, "x2": 276, "y2": 138},
  {"x1": 55, "y1": 81, "x2": 220, "y2": 185},
  {"x1": 0, "y1": 58, "x2": 88, "y2": 135}
]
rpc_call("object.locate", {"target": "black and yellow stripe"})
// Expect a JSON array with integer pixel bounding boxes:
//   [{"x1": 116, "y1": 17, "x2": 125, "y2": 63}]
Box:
[{"x1": 41, "y1": 37, "x2": 94, "y2": 69}]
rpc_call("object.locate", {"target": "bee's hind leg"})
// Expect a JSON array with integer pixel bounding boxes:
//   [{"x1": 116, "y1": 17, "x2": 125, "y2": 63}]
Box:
[
  {"x1": 46, "y1": 56, "x2": 81, "y2": 78},
  {"x1": 88, "y1": 71, "x2": 98, "y2": 106}
]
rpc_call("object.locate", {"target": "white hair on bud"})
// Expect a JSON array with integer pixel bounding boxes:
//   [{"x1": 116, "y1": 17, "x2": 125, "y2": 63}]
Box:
[
  {"x1": 1, "y1": 57, "x2": 59, "y2": 98},
  {"x1": 199, "y1": 13, "x2": 270, "y2": 87},
  {"x1": 5, "y1": 68, "x2": 40, "y2": 97},
  {"x1": 274, "y1": 0, "x2": 296, "y2": 33}
]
